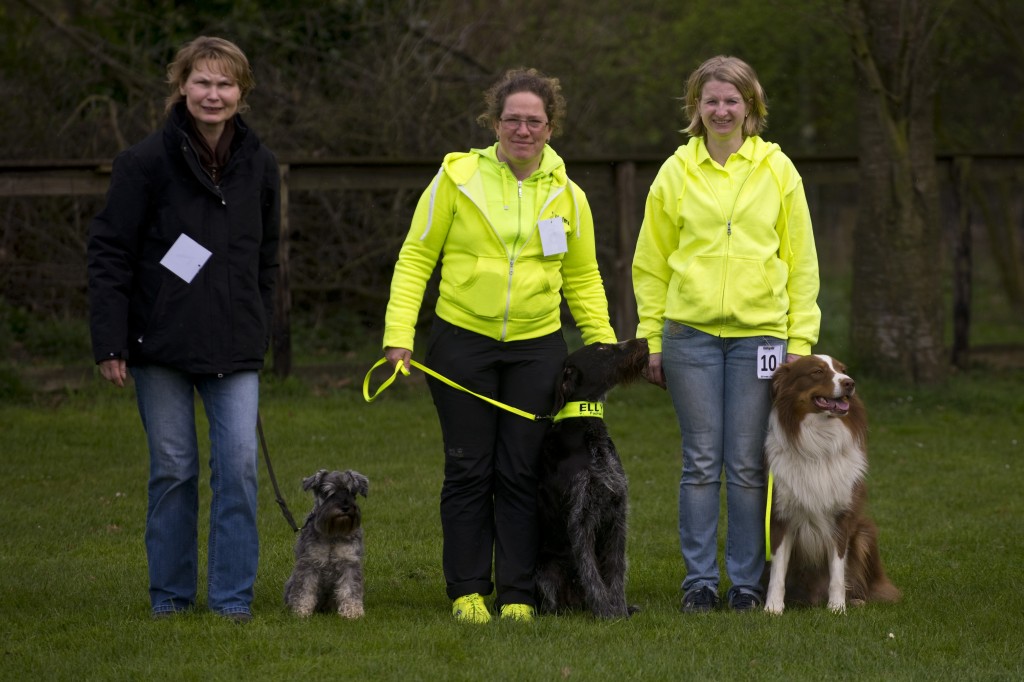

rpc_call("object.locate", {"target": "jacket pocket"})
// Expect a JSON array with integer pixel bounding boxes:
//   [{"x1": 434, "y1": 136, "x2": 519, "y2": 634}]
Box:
[
  {"x1": 441, "y1": 254, "x2": 509, "y2": 320},
  {"x1": 672, "y1": 254, "x2": 724, "y2": 322},
  {"x1": 722, "y1": 257, "x2": 788, "y2": 329},
  {"x1": 509, "y1": 258, "x2": 560, "y2": 322}
]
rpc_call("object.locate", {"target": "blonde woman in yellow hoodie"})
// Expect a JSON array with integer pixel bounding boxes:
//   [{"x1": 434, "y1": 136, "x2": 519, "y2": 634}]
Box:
[
  {"x1": 383, "y1": 68, "x2": 616, "y2": 623},
  {"x1": 632, "y1": 56, "x2": 821, "y2": 614}
]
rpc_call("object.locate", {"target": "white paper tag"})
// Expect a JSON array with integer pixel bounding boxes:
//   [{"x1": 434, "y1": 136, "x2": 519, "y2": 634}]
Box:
[
  {"x1": 757, "y1": 343, "x2": 785, "y2": 379},
  {"x1": 159, "y1": 233, "x2": 211, "y2": 284},
  {"x1": 538, "y1": 217, "x2": 568, "y2": 256}
]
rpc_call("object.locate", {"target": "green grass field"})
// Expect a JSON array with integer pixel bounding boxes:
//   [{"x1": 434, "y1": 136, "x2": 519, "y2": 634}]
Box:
[{"x1": 2, "y1": 356, "x2": 1022, "y2": 681}]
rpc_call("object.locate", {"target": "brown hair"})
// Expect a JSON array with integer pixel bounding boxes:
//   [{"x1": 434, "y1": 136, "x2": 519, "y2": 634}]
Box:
[
  {"x1": 683, "y1": 55, "x2": 768, "y2": 138},
  {"x1": 164, "y1": 36, "x2": 255, "y2": 114},
  {"x1": 477, "y1": 67, "x2": 567, "y2": 137}
]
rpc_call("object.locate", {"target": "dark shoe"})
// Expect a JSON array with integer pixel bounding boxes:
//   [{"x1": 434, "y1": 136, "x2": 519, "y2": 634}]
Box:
[
  {"x1": 151, "y1": 610, "x2": 177, "y2": 621},
  {"x1": 221, "y1": 611, "x2": 253, "y2": 624},
  {"x1": 728, "y1": 590, "x2": 763, "y2": 613},
  {"x1": 681, "y1": 586, "x2": 719, "y2": 613}
]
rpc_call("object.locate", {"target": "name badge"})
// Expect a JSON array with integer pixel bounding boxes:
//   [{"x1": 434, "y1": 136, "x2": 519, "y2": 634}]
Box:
[
  {"x1": 160, "y1": 233, "x2": 211, "y2": 284},
  {"x1": 757, "y1": 344, "x2": 785, "y2": 379},
  {"x1": 538, "y1": 217, "x2": 568, "y2": 256}
]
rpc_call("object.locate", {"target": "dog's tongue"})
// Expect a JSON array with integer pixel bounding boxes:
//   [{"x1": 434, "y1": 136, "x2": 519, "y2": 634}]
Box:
[{"x1": 814, "y1": 396, "x2": 851, "y2": 416}]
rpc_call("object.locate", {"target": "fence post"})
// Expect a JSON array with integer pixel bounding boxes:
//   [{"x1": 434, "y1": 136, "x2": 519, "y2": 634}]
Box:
[
  {"x1": 272, "y1": 163, "x2": 293, "y2": 377},
  {"x1": 950, "y1": 156, "x2": 972, "y2": 370},
  {"x1": 614, "y1": 161, "x2": 639, "y2": 339}
]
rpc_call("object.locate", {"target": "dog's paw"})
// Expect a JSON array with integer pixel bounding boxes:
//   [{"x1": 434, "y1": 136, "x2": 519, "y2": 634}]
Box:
[
  {"x1": 338, "y1": 602, "x2": 365, "y2": 619},
  {"x1": 764, "y1": 598, "x2": 785, "y2": 615},
  {"x1": 828, "y1": 600, "x2": 847, "y2": 615}
]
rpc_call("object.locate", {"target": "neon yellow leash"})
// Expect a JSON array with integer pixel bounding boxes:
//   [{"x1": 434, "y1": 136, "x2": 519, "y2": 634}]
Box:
[
  {"x1": 362, "y1": 357, "x2": 545, "y2": 421},
  {"x1": 765, "y1": 471, "x2": 774, "y2": 561}
]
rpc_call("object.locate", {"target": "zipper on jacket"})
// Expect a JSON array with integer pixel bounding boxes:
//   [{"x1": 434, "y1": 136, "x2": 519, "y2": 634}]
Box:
[
  {"x1": 501, "y1": 179, "x2": 525, "y2": 340},
  {"x1": 180, "y1": 141, "x2": 227, "y2": 205},
  {"x1": 697, "y1": 158, "x2": 758, "y2": 332}
]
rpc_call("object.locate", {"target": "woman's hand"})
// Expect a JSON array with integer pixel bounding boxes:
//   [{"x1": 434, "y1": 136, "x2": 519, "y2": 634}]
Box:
[
  {"x1": 644, "y1": 352, "x2": 666, "y2": 389},
  {"x1": 99, "y1": 358, "x2": 127, "y2": 388},
  {"x1": 384, "y1": 346, "x2": 412, "y2": 373}
]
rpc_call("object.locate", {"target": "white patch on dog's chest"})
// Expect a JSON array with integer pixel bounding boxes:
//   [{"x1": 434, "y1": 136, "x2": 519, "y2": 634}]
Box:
[{"x1": 766, "y1": 412, "x2": 867, "y2": 517}]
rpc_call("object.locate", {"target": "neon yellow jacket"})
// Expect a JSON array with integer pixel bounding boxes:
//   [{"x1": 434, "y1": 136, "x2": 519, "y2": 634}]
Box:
[
  {"x1": 384, "y1": 144, "x2": 615, "y2": 351},
  {"x1": 632, "y1": 135, "x2": 820, "y2": 354}
]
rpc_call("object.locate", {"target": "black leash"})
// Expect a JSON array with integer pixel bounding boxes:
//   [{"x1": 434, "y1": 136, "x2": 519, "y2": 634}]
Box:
[{"x1": 256, "y1": 411, "x2": 300, "y2": 533}]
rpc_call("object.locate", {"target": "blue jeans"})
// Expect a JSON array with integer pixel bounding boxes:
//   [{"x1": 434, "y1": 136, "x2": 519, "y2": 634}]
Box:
[
  {"x1": 661, "y1": 322, "x2": 777, "y2": 599},
  {"x1": 131, "y1": 365, "x2": 259, "y2": 617}
]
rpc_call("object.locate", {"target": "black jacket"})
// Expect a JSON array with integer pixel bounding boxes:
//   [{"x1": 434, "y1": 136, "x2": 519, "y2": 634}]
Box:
[{"x1": 88, "y1": 103, "x2": 280, "y2": 374}]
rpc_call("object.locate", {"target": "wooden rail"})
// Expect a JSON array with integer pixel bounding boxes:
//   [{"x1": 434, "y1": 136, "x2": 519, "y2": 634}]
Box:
[{"x1": 3, "y1": 154, "x2": 1021, "y2": 375}]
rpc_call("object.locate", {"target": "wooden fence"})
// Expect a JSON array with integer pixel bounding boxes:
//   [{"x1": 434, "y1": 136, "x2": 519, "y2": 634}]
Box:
[{"x1": 2, "y1": 153, "x2": 1021, "y2": 374}]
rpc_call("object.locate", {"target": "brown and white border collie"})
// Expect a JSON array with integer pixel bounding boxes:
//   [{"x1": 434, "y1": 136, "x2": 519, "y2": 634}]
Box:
[{"x1": 764, "y1": 354, "x2": 900, "y2": 614}]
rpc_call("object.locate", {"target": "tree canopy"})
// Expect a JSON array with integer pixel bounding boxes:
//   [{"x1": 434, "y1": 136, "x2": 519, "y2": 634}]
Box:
[
  {"x1": 6, "y1": 0, "x2": 1020, "y2": 161},
  {"x1": 2, "y1": 0, "x2": 1022, "y2": 382}
]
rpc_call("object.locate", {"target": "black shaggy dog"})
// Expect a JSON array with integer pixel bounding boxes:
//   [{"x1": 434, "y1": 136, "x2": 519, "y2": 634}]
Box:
[{"x1": 535, "y1": 338, "x2": 648, "y2": 618}]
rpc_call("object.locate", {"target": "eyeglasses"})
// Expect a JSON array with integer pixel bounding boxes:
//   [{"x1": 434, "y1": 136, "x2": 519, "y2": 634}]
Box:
[{"x1": 499, "y1": 117, "x2": 550, "y2": 132}]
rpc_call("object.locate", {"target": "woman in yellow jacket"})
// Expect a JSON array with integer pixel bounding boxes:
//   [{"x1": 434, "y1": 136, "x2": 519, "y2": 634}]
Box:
[
  {"x1": 384, "y1": 68, "x2": 616, "y2": 623},
  {"x1": 632, "y1": 56, "x2": 820, "y2": 613}
]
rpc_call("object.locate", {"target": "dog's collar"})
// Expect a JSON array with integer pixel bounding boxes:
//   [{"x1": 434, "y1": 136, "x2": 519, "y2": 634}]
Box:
[{"x1": 552, "y1": 401, "x2": 605, "y2": 422}]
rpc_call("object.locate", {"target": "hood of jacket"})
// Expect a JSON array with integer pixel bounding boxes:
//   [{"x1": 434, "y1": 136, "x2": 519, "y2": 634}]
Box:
[
  {"x1": 418, "y1": 143, "x2": 579, "y2": 243},
  {"x1": 673, "y1": 134, "x2": 782, "y2": 173}
]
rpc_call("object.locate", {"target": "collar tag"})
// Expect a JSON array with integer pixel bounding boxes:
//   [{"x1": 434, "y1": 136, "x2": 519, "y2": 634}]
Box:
[{"x1": 552, "y1": 401, "x2": 604, "y2": 422}]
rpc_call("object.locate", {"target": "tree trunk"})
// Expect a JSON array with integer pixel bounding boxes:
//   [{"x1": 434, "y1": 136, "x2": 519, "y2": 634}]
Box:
[{"x1": 845, "y1": 0, "x2": 946, "y2": 383}]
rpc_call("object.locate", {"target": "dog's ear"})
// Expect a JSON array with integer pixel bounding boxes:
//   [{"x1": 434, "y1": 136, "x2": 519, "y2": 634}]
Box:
[
  {"x1": 550, "y1": 364, "x2": 579, "y2": 415},
  {"x1": 344, "y1": 470, "x2": 369, "y2": 498},
  {"x1": 771, "y1": 363, "x2": 791, "y2": 399},
  {"x1": 302, "y1": 469, "x2": 328, "y2": 493}
]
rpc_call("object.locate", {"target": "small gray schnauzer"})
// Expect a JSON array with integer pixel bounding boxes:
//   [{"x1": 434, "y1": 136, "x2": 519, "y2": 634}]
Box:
[{"x1": 284, "y1": 469, "x2": 369, "y2": 618}]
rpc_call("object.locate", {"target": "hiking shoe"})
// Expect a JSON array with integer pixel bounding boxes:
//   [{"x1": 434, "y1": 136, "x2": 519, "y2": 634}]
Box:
[
  {"x1": 728, "y1": 591, "x2": 763, "y2": 613},
  {"x1": 452, "y1": 593, "x2": 491, "y2": 623},
  {"x1": 499, "y1": 604, "x2": 535, "y2": 622},
  {"x1": 681, "y1": 586, "x2": 719, "y2": 614}
]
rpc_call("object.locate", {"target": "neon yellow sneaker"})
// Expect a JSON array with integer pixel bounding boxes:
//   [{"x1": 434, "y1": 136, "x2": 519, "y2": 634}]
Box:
[
  {"x1": 499, "y1": 603, "x2": 535, "y2": 622},
  {"x1": 452, "y1": 593, "x2": 491, "y2": 623}
]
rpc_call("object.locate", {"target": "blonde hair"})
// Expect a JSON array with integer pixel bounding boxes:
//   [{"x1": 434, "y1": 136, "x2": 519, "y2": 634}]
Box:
[
  {"x1": 477, "y1": 67, "x2": 567, "y2": 137},
  {"x1": 683, "y1": 55, "x2": 768, "y2": 138},
  {"x1": 164, "y1": 36, "x2": 255, "y2": 114}
]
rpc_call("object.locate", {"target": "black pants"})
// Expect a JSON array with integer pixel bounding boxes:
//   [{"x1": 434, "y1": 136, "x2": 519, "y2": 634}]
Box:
[{"x1": 425, "y1": 318, "x2": 566, "y2": 608}]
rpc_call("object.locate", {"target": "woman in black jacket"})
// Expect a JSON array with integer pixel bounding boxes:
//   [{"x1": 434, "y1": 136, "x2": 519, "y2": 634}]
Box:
[{"x1": 87, "y1": 36, "x2": 279, "y2": 623}]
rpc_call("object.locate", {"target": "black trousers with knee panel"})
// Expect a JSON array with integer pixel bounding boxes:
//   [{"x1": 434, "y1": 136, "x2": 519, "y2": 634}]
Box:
[{"x1": 424, "y1": 317, "x2": 566, "y2": 608}]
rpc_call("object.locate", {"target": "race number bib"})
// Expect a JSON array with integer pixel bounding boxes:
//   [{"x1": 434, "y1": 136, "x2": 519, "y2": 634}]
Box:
[{"x1": 757, "y1": 344, "x2": 785, "y2": 379}]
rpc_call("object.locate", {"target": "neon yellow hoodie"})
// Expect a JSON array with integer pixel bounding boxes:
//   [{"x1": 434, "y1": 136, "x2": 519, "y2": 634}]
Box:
[
  {"x1": 384, "y1": 144, "x2": 615, "y2": 351},
  {"x1": 632, "y1": 136, "x2": 820, "y2": 354}
]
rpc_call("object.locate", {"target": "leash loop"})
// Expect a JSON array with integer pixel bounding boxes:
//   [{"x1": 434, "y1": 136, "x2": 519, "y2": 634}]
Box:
[
  {"x1": 363, "y1": 357, "x2": 547, "y2": 421},
  {"x1": 765, "y1": 470, "x2": 774, "y2": 561}
]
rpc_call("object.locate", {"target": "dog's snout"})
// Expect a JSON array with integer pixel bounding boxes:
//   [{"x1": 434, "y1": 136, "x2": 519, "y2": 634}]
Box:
[{"x1": 840, "y1": 376, "x2": 855, "y2": 395}]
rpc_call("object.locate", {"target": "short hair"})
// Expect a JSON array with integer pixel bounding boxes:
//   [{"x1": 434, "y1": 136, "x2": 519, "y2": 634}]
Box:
[
  {"x1": 164, "y1": 36, "x2": 255, "y2": 114},
  {"x1": 477, "y1": 67, "x2": 567, "y2": 137},
  {"x1": 682, "y1": 55, "x2": 768, "y2": 138}
]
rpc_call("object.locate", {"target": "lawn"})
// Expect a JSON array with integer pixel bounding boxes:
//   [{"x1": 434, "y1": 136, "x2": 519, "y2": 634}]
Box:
[{"x1": 1, "y1": 354, "x2": 1022, "y2": 681}]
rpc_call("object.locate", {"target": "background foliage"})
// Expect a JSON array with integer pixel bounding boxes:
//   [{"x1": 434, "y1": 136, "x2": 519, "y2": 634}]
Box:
[{"x1": 1, "y1": 0, "x2": 1022, "y2": 367}]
